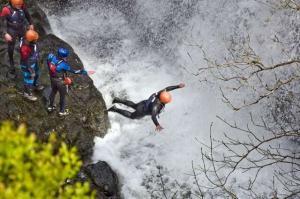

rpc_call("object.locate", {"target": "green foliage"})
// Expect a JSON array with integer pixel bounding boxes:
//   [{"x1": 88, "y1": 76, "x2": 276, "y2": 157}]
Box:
[{"x1": 0, "y1": 122, "x2": 95, "y2": 199}]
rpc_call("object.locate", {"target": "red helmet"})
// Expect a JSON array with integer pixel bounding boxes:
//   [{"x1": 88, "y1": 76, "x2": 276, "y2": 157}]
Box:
[
  {"x1": 64, "y1": 77, "x2": 72, "y2": 85},
  {"x1": 25, "y1": 30, "x2": 39, "y2": 42},
  {"x1": 159, "y1": 91, "x2": 172, "y2": 104}
]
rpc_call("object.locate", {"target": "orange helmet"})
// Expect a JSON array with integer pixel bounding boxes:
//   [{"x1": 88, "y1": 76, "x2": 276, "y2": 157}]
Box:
[
  {"x1": 159, "y1": 91, "x2": 172, "y2": 104},
  {"x1": 10, "y1": 0, "x2": 24, "y2": 7},
  {"x1": 64, "y1": 77, "x2": 72, "y2": 85},
  {"x1": 25, "y1": 30, "x2": 39, "y2": 42}
]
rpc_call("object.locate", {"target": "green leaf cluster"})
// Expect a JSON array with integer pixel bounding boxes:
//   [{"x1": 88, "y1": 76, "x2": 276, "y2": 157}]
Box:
[{"x1": 0, "y1": 122, "x2": 94, "y2": 199}]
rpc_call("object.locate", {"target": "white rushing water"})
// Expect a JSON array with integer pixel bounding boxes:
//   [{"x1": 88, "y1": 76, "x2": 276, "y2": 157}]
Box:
[{"x1": 42, "y1": 0, "x2": 297, "y2": 198}]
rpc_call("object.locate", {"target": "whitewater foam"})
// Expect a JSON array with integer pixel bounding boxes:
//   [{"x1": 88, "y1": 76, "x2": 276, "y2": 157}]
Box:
[{"x1": 40, "y1": 0, "x2": 297, "y2": 198}]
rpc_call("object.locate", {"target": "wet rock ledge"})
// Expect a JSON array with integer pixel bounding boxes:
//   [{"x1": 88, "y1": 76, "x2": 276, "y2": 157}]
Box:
[{"x1": 0, "y1": 0, "x2": 119, "y2": 198}]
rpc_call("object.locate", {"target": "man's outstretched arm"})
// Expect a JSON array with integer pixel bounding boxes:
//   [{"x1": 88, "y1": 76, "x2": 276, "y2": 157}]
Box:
[
  {"x1": 157, "y1": 83, "x2": 185, "y2": 96},
  {"x1": 63, "y1": 62, "x2": 88, "y2": 75}
]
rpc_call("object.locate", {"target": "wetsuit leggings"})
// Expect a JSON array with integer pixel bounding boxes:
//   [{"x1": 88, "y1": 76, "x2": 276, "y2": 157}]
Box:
[
  {"x1": 113, "y1": 98, "x2": 147, "y2": 119},
  {"x1": 49, "y1": 78, "x2": 67, "y2": 112},
  {"x1": 7, "y1": 26, "x2": 26, "y2": 69},
  {"x1": 21, "y1": 63, "x2": 40, "y2": 94}
]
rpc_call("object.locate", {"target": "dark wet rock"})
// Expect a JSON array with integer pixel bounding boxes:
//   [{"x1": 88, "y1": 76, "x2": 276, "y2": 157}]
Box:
[
  {"x1": 84, "y1": 161, "x2": 119, "y2": 198},
  {"x1": 0, "y1": 1, "x2": 120, "y2": 197},
  {"x1": 67, "y1": 161, "x2": 119, "y2": 198},
  {"x1": 0, "y1": 0, "x2": 109, "y2": 162},
  {"x1": 0, "y1": 32, "x2": 109, "y2": 163}
]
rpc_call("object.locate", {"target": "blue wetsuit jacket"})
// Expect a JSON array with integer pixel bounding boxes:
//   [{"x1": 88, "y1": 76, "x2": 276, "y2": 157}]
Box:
[{"x1": 47, "y1": 53, "x2": 87, "y2": 78}]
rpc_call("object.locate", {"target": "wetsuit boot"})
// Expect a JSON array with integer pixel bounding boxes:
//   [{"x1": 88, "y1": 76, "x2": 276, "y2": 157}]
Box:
[
  {"x1": 47, "y1": 105, "x2": 56, "y2": 112},
  {"x1": 23, "y1": 85, "x2": 37, "y2": 101},
  {"x1": 23, "y1": 92, "x2": 37, "y2": 101}
]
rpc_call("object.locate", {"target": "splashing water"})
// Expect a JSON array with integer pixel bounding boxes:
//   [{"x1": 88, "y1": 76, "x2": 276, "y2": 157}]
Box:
[{"x1": 40, "y1": 0, "x2": 297, "y2": 198}]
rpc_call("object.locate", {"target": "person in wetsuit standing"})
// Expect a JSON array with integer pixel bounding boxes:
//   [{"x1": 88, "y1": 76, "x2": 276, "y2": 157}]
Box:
[
  {"x1": 108, "y1": 83, "x2": 185, "y2": 131},
  {"x1": 20, "y1": 29, "x2": 43, "y2": 101},
  {"x1": 46, "y1": 48, "x2": 88, "y2": 116},
  {"x1": 0, "y1": 0, "x2": 34, "y2": 77}
]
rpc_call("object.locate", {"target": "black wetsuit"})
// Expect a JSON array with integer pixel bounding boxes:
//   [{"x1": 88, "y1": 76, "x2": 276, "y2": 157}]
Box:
[
  {"x1": 111, "y1": 85, "x2": 181, "y2": 126},
  {"x1": 49, "y1": 78, "x2": 68, "y2": 112},
  {"x1": 0, "y1": 3, "x2": 32, "y2": 72}
]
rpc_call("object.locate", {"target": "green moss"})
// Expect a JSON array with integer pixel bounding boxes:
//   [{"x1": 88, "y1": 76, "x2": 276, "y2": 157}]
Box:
[
  {"x1": 0, "y1": 122, "x2": 95, "y2": 198},
  {"x1": 2, "y1": 87, "x2": 18, "y2": 94}
]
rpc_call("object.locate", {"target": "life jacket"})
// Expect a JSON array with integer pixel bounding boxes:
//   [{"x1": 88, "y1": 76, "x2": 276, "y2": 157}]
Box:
[
  {"x1": 145, "y1": 93, "x2": 157, "y2": 110},
  {"x1": 5, "y1": 4, "x2": 26, "y2": 27},
  {"x1": 20, "y1": 38, "x2": 38, "y2": 65},
  {"x1": 144, "y1": 93, "x2": 165, "y2": 115},
  {"x1": 47, "y1": 59, "x2": 64, "y2": 78},
  {"x1": 48, "y1": 60, "x2": 72, "y2": 85}
]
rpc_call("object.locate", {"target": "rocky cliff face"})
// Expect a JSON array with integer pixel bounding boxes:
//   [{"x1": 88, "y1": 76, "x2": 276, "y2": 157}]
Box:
[
  {"x1": 0, "y1": 0, "x2": 119, "y2": 198},
  {"x1": 0, "y1": 0, "x2": 108, "y2": 163}
]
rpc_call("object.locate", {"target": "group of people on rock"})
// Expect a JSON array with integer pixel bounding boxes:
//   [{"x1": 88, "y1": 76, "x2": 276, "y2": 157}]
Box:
[
  {"x1": 1, "y1": 0, "x2": 88, "y2": 116},
  {"x1": 1, "y1": 0, "x2": 185, "y2": 131}
]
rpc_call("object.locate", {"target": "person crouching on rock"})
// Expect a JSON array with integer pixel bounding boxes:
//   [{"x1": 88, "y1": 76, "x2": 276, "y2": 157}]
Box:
[
  {"x1": 108, "y1": 83, "x2": 185, "y2": 131},
  {"x1": 20, "y1": 30, "x2": 43, "y2": 101},
  {"x1": 0, "y1": 0, "x2": 34, "y2": 78},
  {"x1": 46, "y1": 48, "x2": 88, "y2": 117}
]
